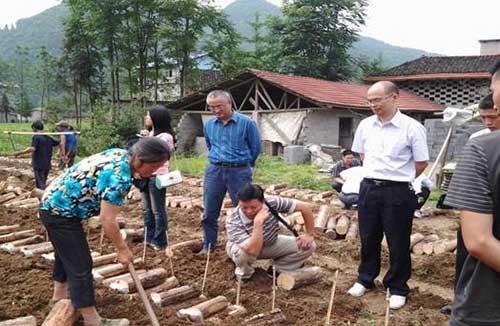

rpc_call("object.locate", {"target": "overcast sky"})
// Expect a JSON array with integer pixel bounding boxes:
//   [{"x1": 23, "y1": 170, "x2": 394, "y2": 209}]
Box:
[{"x1": 1, "y1": 0, "x2": 499, "y2": 56}]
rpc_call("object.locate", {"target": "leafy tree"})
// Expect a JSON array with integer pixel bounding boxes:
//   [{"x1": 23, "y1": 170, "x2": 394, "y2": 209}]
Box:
[
  {"x1": 17, "y1": 91, "x2": 33, "y2": 119},
  {"x1": 357, "y1": 54, "x2": 387, "y2": 79},
  {"x1": 272, "y1": 0, "x2": 367, "y2": 81}
]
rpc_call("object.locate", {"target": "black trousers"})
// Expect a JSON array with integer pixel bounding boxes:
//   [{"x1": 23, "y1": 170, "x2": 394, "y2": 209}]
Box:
[
  {"x1": 40, "y1": 209, "x2": 95, "y2": 308},
  {"x1": 357, "y1": 179, "x2": 417, "y2": 296},
  {"x1": 34, "y1": 168, "x2": 50, "y2": 190},
  {"x1": 455, "y1": 229, "x2": 468, "y2": 288}
]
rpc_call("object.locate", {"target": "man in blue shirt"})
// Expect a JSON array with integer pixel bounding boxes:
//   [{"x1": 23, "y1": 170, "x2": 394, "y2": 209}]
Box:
[
  {"x1": 56, "y1": 121, "x2": 78, "y2": 168},
  {"x1": 13, "y1": 120, "x2": 59, "y2": 189},
  {"x1": 200, "y1": 89, "x2": 261, "y2": 254}
]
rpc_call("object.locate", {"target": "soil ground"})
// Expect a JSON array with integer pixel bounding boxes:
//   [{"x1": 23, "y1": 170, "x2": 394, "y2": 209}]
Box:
[{"x1": 0, "y1": 160, "x2": 456, "y2": 325}]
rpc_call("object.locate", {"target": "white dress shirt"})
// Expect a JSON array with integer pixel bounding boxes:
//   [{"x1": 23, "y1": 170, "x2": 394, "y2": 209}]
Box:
[
  {"x1": 340, "y1": 166, "x2": 369, "y2": 194},
  {"x1": 352, "y1": 110, "x2": 429, "y2": 182}
]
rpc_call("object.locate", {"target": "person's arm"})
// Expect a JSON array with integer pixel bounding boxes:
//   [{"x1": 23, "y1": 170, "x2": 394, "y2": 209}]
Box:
[
  {"x1": 99, "y1": 200, "x2": 133, "y2": 265},
  {"x1": 247, "y1": 119, "x2": 261, "y2": 167},
  {"x1": 351, "y1": 122, "x2": 364, "y2": 160},
  {"x1": 334, "y1": 177, "x2": 345, "y2": 184},
  {"x1": 461, "y1": 210, "x2": 500, "y2": 272},
  {"x1": 59, "y1": 134, "x2": 66, "y2": 158},
  {"x1": 415, "y1": 161, "x2": 428, "y2": 177},
  {"x1": 12, "y1": 146, "x2": 34, "y2": 156},
  {"x1": 242, "y1": 207, "x2": 269, "y2": 257},
  {"x1": 295, "y1": 201, "x2": 315, "y2": 250},
  {"x1": 203, "y1": 123, "x2": 211, "y2": 151}
]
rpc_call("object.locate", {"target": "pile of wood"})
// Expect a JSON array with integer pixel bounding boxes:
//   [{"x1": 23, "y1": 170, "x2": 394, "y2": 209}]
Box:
[
  {"x1": 0, "y1": 176, "x2": 40, "y2": 209},
  {"x1": 166, "y1": 196, "x2": 203, "y2": 209},
  {"x1": 410, "y1": 233, "x2": 457, "y2": 255},
  {"x1": 265, "y1": 184, "x2": 335, "y2": 204},
  {"x1": 312, "y1": 206, "x2": 358, "y2": 241}
]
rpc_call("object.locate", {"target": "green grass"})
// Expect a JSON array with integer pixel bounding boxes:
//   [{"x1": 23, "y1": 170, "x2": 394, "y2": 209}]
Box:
[
  {"x1": 175, "y1": 154, "x2": 331, "y2": 191},
  {"x1": 0, "y1": 123, "x2": 42, "y2": 154}
]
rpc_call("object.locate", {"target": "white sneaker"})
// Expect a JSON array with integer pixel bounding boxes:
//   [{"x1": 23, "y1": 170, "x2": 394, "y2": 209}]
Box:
[
  {"x1": 389, "y1": 295, "x2": 406, "y2": 309},
  {"x1": 347, "y1": 282, "x2": 368, "y2": 297}
]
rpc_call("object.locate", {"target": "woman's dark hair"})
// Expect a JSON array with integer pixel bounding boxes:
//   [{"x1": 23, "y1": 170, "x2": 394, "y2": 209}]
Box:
[
  {"x1": 148, "y1": 105, "x2": 176, "y2": 142},
  {"x1": 237, "y1": 184, "x2": 265, "y2": 202},
  {"x1": 31, "y1": 120, "x2": 44, "y2": 131},
  {"x1": 128, "y1": 137, "x2": 170, "y2": 163}
]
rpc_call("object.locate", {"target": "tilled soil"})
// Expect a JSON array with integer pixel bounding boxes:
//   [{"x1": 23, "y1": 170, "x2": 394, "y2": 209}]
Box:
[{"x1": 0, "y1": 164, "x2": 454, "y2": 325}]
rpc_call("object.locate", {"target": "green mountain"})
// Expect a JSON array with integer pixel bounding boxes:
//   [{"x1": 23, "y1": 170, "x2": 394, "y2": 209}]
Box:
[{"x1": 0, "y1": 0, "x2": 434, "y2": 68}]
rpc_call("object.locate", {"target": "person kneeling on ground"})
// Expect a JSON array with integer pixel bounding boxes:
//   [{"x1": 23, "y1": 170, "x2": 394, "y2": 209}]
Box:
[
  {"x1": 331, "y1": 149, "x2": 362, "y2": 193},
  {"x1": 226, "y1": 184, "x2": 316, "y2": 281}
]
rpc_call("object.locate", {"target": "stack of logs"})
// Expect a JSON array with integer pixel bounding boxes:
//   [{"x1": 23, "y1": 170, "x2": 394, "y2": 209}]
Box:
[
  {"x1": 265, "y1": 184, "x2": 336, "y2": 204},
  {"x1": 0, "y1": 176, "x2": 42, "y2": 209},
  {"x1": 309, "y1": 205, "x2": 358, "y2": 241},
  {"x1": 382, "y1": 233, "x2": 457, "y2": 256}
]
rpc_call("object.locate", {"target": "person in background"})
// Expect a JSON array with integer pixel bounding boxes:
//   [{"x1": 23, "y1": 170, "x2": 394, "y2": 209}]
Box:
[
  {"x1": 40, "y1": 138, "x2": 169, "y2": 326},
  {"x1": 412, "y1": 174, "x2": 433, "y2": 218},
  {"x1": 13, "y1": 120, "x2": 59, "y2": 189},
  {"x1": 200, "y1": 90, "x2": 261, "y2": 255},
  {"x1": 56, "y1": 121, "x2": 78, "y2": 169},
  {"x1": 331, "y1": 149, "x2": 362, "y2": 193},
  {"x1": 140, "y1": 105, "x2": 175, "y2": 251},
  {"x1": 338, "y1": 165, "x2": 368, "y2": 209}
]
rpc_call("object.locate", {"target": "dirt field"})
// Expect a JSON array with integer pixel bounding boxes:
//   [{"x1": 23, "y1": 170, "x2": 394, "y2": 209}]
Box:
[{"x1": 0, "y1": 160, "x2": 456, "y2": 325}]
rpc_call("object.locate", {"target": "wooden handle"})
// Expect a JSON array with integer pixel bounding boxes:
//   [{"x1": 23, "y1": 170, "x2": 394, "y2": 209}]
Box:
[
  {"x1": 325, "y1": 270, "x2": 339, "y2": 326},
  {"x1": 128, "y1": 263, "x2": 160, "y2": 326},
  {"x1": 384, "y1": 288, "x2": 390, "y2": 326}
]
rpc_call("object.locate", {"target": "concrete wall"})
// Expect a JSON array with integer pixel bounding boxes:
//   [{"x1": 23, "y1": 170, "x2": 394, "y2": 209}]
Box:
[
  {"x1": 176, "y1": 113, "x2": 204, "y2": 152},
  {"x1": 425, "y1": 119, "x2": 484, "y2": 161}
]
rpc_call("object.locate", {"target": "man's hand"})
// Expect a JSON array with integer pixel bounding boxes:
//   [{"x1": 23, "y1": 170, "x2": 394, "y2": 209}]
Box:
[
  {"x1": 296, "y1": 233, "x2": 314, "y2": 251},
  {"x1": 117, "y1": 245, "x2": 133, "y2": 265},
  {"x1": 254, "y1": 206, "x2": 270, "y2": 225}
]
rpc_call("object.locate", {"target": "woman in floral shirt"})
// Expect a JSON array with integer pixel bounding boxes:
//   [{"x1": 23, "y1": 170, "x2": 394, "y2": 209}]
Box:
[{"x1": 40, "y1": 137, "x2": 169, "y2": 326}]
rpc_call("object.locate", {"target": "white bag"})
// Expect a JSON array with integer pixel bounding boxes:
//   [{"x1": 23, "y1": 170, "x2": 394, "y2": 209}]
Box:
[{"x1": 155, "y1": 170, "x2": 183, "y2": 189}]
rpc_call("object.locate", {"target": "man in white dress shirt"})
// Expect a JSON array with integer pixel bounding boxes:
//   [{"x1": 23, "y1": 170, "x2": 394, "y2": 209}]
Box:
[{"x1": 347, "y1": 81, "x2": 429, "y2": 310}]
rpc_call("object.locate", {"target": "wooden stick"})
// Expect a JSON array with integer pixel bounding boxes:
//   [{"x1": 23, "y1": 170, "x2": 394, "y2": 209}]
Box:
[
  {"x1": 0, "y1": 315, "x2": 37, "y2": 326},
  {"x1": 384, "y1": 288, "x2": 390, "y2": 326},
  {"x1": 142, "y1": 226, "x2": 147, "y2": 262},
  {"x1": 165, "y1": 231, "x2": 175, "y2": 277},
  {"x1": 128, "y1": 263, "x2": 160, "y2": 326},
  {"x1": 325, "y1": 270, "x2": 339, "y2": 326},
  {"x1": 272, "y1": 265, "x2": 276, "y2": 311},
  {"x1": 236, "y1": 277, "x2": 242, "y2": 306},
  {"x1": 200, "y1": 243, "x2": 211, "y2": 296},
  {"x1": 98, "y1": 228, "x2": 105, "y2": 253}
]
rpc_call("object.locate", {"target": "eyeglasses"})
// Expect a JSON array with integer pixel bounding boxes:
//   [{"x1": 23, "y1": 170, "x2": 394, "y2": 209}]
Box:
[
  {"x1": 366, "y1": 94, "x2": 394, "y2": 106},
  {"x1": 208, "y1": 104, "x2": 226, "y2": 111}
]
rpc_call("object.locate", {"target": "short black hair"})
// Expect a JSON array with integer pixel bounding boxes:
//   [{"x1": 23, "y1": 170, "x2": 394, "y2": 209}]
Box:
[
  {"x1": 478, "y1": 94, "x2": 494, "y2": 110},
  {"x1": 237, "y1": 184, "x2": 264, "y2": 202},
  {"x1": 489, "y1": 59, "x2": 500, "y2": 78},
  {"x1": 31, "y1": 120, "x2": 44, "y2": 131},
  {"x1": 342, "y1": 149, "x2": 354, "y2": 157}
]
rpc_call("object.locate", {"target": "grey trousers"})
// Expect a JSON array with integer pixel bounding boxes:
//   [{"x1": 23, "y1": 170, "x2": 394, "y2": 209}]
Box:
[{"x1": 226, "y1": 235, "x2": 316, "y2": 279}]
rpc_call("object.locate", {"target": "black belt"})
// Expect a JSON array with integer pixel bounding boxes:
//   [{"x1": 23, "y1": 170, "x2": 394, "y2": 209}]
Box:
[
  {"x1": 364, "y1": 178, "x2": 409, "y2": 187},
  {"x1": 212, "y1": 162, "x2": 249, "y2": 168}
]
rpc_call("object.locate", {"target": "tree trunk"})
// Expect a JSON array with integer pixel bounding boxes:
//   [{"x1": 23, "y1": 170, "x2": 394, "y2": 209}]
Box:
[
  {"x1": 0, "y1": 229, "x2": 36, "y2": 243},
  {"x1": 92, "y1": 253, "x2": 118, "y2": 267},
  {"x1": 345, "y1": 221, "x2": 358, "y2": 240},
  {"x1": 151, "y1": 285, "x2": 200, "y2": 307},
  {"x1": 21, "y1": 241, "x2": 53, "y2": 257},
  {"x1": 277, "y1": 266, "x2": 324, "y2": 291},
  {"x1": 0, "y1": 224, "x2": 20, "y2": 235},
  {"x1": 41, "y1": 299, "x2": 78, "y2": 326},
  {"x1": 314, "y1": 205, "x2": 330, "y2": 232},
  {"x1": 177, "y1": 295, "x2": 229, "y2": 323},
  {"x1": 325, "y1": 215, "x2": 338, "y2": 240},
  {"x1": 110, "y1": 268, "x2": 168, "y2": 294},
  {"x1": 335, "y1": 215, "x2": 350, "y2": 235}
]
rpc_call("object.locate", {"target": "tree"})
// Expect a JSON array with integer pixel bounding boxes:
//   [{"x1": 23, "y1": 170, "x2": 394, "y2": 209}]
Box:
[
  {"x1": 36, "y1": 46, "x2": 57, "y2": 118},
  {"x1": 158, "y1": 0, "x2": 237, "y2": 96},
  {"x1": 1, "y1": 93, "x2": 10, "y2": 122},
  {"x1": 357, "y1": 54, "x2": 387, "y2": 80},
  {"x1": 17, "y1": 91, "x2": 33, "y2": 119},
  {"x1": 272, "y1": 0, "x2": 367, "y2": 81}
]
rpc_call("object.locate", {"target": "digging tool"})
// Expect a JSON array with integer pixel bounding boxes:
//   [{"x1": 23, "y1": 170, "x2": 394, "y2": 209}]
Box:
[
  {"x1": 128, "y1": 263, "x2": 160, "y2": 326},
  {"x1": 272, "y1": 265, "x2": 277, "y2": 311},
  {"x1": 200, "y1": 243, "x2": 211, "y2": 297},
  {"x1": 384, "y1": 288, "x2": 390, "y2": 326},
  {"x1": 324, "y1": 270, "x2": 339, "y2": 326}
]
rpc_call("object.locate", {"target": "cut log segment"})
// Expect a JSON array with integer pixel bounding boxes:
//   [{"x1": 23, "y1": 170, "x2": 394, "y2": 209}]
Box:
[
  {"x1": 0, "y1": 192, "x2": 16, "y2": 204},
  {"x1": 423, "y1": 241, "x2": 437, "y2": 255},
  {"x1": 345, "y1": 222, "x2": 358, "y2": 240},
  {"x1": 110, "y1": 268, "x2": 168, "y2": 294},
  {"x1": 335, "y1": 215, "x2": 350, "y2": 236},
  {"x1": 0, "y1": 224, "x2": 20, "y2": 235},
  {"x1": 5, "y1": 197, "x2": 39, "y2": 208},
  {"x1": 228, "y1": 304, "x2": 247, "y2": 317},
  {"x1": 121, "y1": 228, "x2": 144, "y2": 242},
  {"x1": 412, "y1": 234, "x2": 439, "y2": 255},
  {"x1": 314, "y1": 205, "x2": 330, "y2": 232},
  {"x1": 267, "y1": 183, "x2": 287, "y2": 191},
  {"x1": 177, "y1": 295, "x2": 229, "y2": 323},
  {"x1": 43, "y1": 251, "x2": 100, "y2": 263},
  {"x1": 410, "y1": 233, "x2": 425, "y2": 249},
  {"x1": 325, "y1": 215, "x2": 338, "y2": 240},
  {"x1": 22, "y1": 242, "x2": 53, "y2": 257},
  {"x1": 0, "y1": 315, "x2": 37, "y2": 326},
  {"x1": 318, "y1": 191, "x2": 334, "y2": 199},
  {"x1": 0, "y1": 235, "x2": 44, "y2": 253},
  {"x1": 92, "y1": 258, "x2": 141, "y2": 283},
  {"x1": 92, "y1": 253, "x2": 118, "y2": 267},
  {"x1": 41, "y1": 299, "x2": 78, "y2": 326},
  {"x1": 151, "y1": 285, "x2": 200, "y2": 307},
  {"x1": 131, "y1": 277, "x2": 179, "y2": 299},
  {"x1": 102, "y1": 269, "x2": 146, "y2": 287},
  {"x1": 0, "y1": 229, "x2": 36, "y2": 243},
  {"x1": 277, "y1": 266, "x2": 324, "y2": 291},
  {"x1": 244, "y1": 308, "x2": 287, "y2": 325},
  {"x1": 170, "y1": 239, "x2": 203, "y2": 251},
  {"x1": 31, "y1": 188, "x2": 44, "y2": 199},
  {"x1": 433, "y1": 239, "x2": 457, "y2": 255}
]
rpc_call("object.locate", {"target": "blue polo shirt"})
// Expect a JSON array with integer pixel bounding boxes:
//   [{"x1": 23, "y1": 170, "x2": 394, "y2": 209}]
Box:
[
  {"x1": 204, "y1": 111, "x2": 261, "y2": 166},
  {"x1": 32, "y1": 135, "x2": 59, "y2": 171}
]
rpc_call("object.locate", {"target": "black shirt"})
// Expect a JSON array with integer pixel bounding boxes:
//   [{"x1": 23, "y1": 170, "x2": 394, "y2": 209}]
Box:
[
  {"x1": 32, "y1": 135, "x2": 59, "y2": 171},
  {"x1": 445, "y1": 131, "x2": 500, "y2": 325}
]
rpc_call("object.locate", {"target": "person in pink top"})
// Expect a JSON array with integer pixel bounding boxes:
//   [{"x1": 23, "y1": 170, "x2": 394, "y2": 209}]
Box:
[{"x1": 141, "y1": 105, "x2": 175, "y2": 250}]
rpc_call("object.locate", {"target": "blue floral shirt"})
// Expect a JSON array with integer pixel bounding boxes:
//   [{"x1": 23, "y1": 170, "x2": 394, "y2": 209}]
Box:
[{"x1": 41, "y1": 149, "x2": 132, "y2": 219}]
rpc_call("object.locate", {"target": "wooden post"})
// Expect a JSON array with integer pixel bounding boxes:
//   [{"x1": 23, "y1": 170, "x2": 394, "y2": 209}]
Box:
[
  {"x1": 272, "y1": 265, "x2": 277, "y2": 311},
  {"x1": 151, "y1": 285, "x2": 200, "y2": 307},
  {"x1": 325, "y1": 270, "x2": 339, "y2": 326},
  {"x1": 200, "y1": 243, "x2": 211, "y2": 296},
  {"x1": 277, "y1": 266, "x2": 324, "y2": 291},
  {"x1": 314, "y1": 205, "x2": 330, "y2": 233},
  {"x1": 335, "y1": 215, "x2": 350, "y2": 236},
  {"x1": 384, "y1": 288, "x2": 390, "y2": 326},
  {"x1": 177, "y1": 295, "x2": 229, "y2": 323},
  {"x1": 142, "y1": 226, "x2": 147, "y2": 262},
  {"x1": 128, "y1": 263, "x2": 160, "y2": 326}
]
